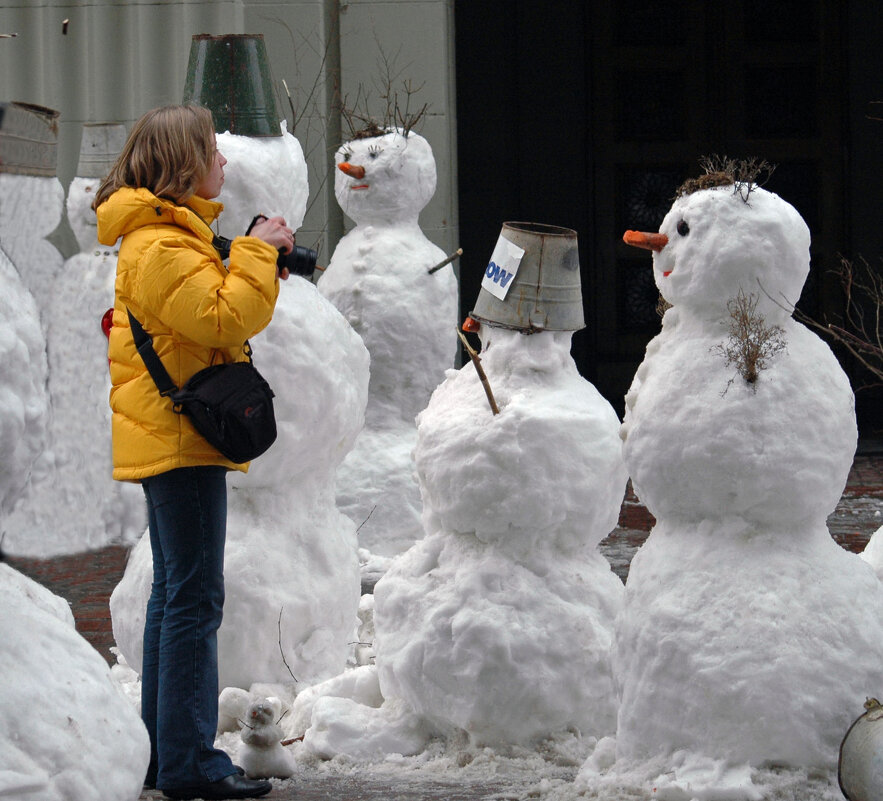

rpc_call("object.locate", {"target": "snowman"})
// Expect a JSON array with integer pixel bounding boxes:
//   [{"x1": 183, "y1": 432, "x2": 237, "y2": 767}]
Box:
[
  {"x1": 293, "y1": 224, "x2": 627, "y2": 753},
  {"x1": 5, "y1": 124, "x2": 144, "y2": 556},
  {"x1": 110, "y1": 120, "x2": 369, "y2": 692},
  {"x1": 0, "y1": 103, "x2": 65, "y2": 318},
  {"x1": 0, "y1": 245, "x2": 49, "y2": 528},
  {"x1": 237, "y1": 699, "x2": 295, "y2": 779},
  {"x1": 0, "y1": 104, "x2": 54, "y2": 552},
  {"x1": 588, "y1": 162, "x2": 883, "y2": 798},
  {"x1": 317, "y1": 124, "x2": 459, "y2": 567}
]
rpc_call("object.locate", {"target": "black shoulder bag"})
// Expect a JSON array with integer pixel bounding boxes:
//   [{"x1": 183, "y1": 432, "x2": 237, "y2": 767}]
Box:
[{"x1": 126, "y1": 309, "x2": 277, "y2": 463}]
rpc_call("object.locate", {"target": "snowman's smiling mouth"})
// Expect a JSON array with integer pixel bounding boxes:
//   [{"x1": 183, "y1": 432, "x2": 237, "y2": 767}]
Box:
[
  {"x1": 663, "y1": 269, "x2": 672, "y2": 277},
  {"x1": 350, "y1": 183, "x2": 370, "y2": 190}
]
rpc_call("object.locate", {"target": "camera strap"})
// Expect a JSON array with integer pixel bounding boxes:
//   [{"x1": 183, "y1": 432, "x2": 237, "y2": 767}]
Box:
[
  {"x1": 126, "y1": 309, "x2": 179, "y2": 397},
  {"x1": 126, "y1": 308, "x2": 254, "y2": 401}
]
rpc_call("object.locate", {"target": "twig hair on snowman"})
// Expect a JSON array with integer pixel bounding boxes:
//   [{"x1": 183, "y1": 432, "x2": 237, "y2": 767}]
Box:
[{"x1": 333, "y1": 87, "x2": 434, "y2": 227}]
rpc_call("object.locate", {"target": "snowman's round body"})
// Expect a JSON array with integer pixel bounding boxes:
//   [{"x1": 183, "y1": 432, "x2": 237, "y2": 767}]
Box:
[
  {"x1": 318, "y1": 129, "x2": 458, "y2": 560},
  {"x1": 110, "y1": 127, "x2": 369, "y2": 689},
  {"x1": 0, "y1": 247, "x2": 49, "y2": 525},
  {"x1": 3, "y1": 177, "x2": 143, "y2": 555},
  {"x1": 0, "y1": 173, "x2": 64, "y2": 318},
  {"x1": 374, "y1": 327, "x2": 627, "y2": 745},
  {"x1": 0, "y1": 173, "x2": 57, "y2": 551},
  {"x1": 615, "y1": 184, "x2": 883, "y2": 774}
]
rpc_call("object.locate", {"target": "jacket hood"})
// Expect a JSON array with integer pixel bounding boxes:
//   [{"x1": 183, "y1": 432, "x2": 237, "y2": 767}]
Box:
[{"x1": 96, "y1": 187, "x2": 223, "y2": 246}]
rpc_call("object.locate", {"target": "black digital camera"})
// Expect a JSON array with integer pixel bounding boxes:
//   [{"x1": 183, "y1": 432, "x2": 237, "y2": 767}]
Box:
[{"x1": 212, "y1": 215, "x2": 317, "y2": 277}]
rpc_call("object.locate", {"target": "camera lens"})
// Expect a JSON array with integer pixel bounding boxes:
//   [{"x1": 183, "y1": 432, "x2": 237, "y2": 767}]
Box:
[{"x1": 278, "y1": 245, "x2": 318, "y2": 277}]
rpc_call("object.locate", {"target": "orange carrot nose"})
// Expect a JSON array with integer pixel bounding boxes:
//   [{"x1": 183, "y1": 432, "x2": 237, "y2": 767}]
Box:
[
  {"x1": 623, "y1": 230, "x2": 669, "y2": 252},
  {"x1": 338, "y1": 162, "x2": 366, "y2": 179}
]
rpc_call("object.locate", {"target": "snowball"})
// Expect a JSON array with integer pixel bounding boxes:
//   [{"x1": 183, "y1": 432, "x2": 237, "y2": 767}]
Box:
[
  {"x1": 284, "y1": 664, "x2": 384, "y2": 740},
  {"x1": 303, "y1": 697, "x2": 433, "y2": 761}
]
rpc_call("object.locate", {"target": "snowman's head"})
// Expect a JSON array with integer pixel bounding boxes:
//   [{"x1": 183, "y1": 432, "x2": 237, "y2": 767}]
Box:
[
  {"x1": 217, "y1": 124, "x2": 309, "y2": 234},
  {"x1": 334, "y1": 128, "x2": 436, "y2": 225},
  {"x1": 66, "y1": 177, "x2": 101, "y2": 251},
  {"x1": 651, "y1": 185, "x2": 810, "y2": 320}
]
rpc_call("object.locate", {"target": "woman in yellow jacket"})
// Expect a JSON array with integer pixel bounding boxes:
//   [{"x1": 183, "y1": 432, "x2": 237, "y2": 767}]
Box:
[{"x1": 95, "y1": 105, "x2": 292, "y2": 801}]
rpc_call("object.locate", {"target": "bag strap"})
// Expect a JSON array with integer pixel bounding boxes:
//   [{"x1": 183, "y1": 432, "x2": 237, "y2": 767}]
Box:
[{"x1": 126, "y1": 308, "x2": 179, "y2": 397}]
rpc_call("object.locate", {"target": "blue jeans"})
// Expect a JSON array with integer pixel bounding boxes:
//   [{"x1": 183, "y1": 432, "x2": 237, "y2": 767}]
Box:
[{"x1": 140, "y1": 466, "x2": 236, "y2": 790}]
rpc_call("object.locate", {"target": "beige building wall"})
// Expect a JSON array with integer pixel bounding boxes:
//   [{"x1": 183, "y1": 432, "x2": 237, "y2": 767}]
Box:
[{"x1": 0, "y1": 0, "x2": 458, "y2": 261}]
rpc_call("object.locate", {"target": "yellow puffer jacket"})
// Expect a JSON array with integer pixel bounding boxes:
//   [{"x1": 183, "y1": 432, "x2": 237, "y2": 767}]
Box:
[{"x1": 96, "y1": 187, "x2": 280, "y2": 481}]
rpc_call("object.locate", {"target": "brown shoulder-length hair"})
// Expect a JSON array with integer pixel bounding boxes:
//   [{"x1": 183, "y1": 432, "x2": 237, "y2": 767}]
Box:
[{"x1": 93, "y1": 105, "x2": 216, "y2": 208}]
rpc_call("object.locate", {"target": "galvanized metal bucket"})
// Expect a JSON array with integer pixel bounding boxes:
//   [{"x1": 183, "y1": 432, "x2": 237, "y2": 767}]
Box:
[
  {"x1": 182, "y1": 34, "x2": 281, "y2": 137},
  {"x1": 839, "y1": 698, "x2": 883, "y2": 801},
  {"x1": 470, "y1": 221, "x2": 585, "y2": 333},
  {"x1": 76, "y1": 122, "x2": 126, "y2": 178},
  {"x1": 0, "y1": 102, "x2": 60, "y2": 176}
]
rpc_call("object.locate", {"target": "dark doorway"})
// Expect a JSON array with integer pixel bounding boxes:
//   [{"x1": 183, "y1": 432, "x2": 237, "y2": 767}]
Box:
[{"x1": 455, "y1": 1, "x2": 883, "y2": 433}]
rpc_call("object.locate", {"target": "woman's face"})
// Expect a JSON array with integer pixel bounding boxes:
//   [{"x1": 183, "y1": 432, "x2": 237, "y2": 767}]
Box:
[{"x1": 194, "y1": 144, "x2": 227, "y2": 199}]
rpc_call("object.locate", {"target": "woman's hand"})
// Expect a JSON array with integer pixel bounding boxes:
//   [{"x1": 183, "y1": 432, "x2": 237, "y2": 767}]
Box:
[{"x1": 249, "y1": 215, "x2": 295, "y2": 254}]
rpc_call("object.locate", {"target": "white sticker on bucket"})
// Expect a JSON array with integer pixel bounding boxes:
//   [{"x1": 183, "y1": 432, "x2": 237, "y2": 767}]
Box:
[{"x1": 481, "y1": 234, "x2": 525, "y2": 300}]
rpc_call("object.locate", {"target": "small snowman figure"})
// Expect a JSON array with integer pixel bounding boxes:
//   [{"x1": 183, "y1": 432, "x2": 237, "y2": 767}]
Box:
[
  {"x1": 372, "y1": 223, "x2": 627, "y2": 746},
  {"x1": 239, "y1": 700, "x2": 295, "y2": 779},
  {"x1": 601, "y1": 159, "x2": 883, "y2": 796},
  {"x1": 318, "y1": 122, "x2": 459, "y2": 564}
]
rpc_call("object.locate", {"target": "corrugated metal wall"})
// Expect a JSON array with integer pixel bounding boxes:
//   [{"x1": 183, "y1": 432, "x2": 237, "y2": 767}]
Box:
[{"x1": 0, "y1": 0, "x2": 458, "y2": 261}]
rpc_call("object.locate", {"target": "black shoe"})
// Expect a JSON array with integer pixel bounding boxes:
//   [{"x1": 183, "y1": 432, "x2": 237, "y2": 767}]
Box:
[
  {"x1": 162, "y1": 772, "x2": 271, "y2": 800},
  {"x1": 147, "y1": 766, "x2": 245, "y2": 791}
]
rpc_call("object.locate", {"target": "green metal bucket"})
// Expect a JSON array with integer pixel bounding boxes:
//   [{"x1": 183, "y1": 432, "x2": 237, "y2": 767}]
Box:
[{"x1": 182, "y1": 34, "x2": 281, "y2": 137}]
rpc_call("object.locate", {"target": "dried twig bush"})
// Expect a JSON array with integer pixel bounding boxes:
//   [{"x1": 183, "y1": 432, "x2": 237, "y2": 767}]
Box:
[
  {"x1": 677, "y1": 155, "x2": 776, "y2": 202},
  {"x1": 765, "y1": 257, "x2": 883, "y2": 387},
  {"x1": 338, "y1": 43, "x2": 429, "y2": 141},
  {"x1": 715, "y1": 289, "x2": 787, "y2": 387}
]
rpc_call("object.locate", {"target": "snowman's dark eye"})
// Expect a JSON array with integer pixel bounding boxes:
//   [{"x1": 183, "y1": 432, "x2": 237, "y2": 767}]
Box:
[
  {"x1": 367, "y1": 145, "x2": 382, "y2": 159},
  {"x1": 677, "y1": 220, "x2": 690, "y2": 236}
]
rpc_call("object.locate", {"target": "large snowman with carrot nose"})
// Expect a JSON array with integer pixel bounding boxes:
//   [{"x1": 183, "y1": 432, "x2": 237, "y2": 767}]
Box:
[
  {"x1": 582, "y1": 160, "x2": 883, "y2": 798},
  {"x1": 318, "y1": 125, "x2": 458, "y2": 569}
]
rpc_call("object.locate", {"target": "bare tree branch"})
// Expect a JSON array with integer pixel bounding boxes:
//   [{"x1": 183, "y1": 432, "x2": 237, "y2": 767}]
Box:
[{"x1": 759, "y1": 257, "x2": 883, "y2": 388}]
